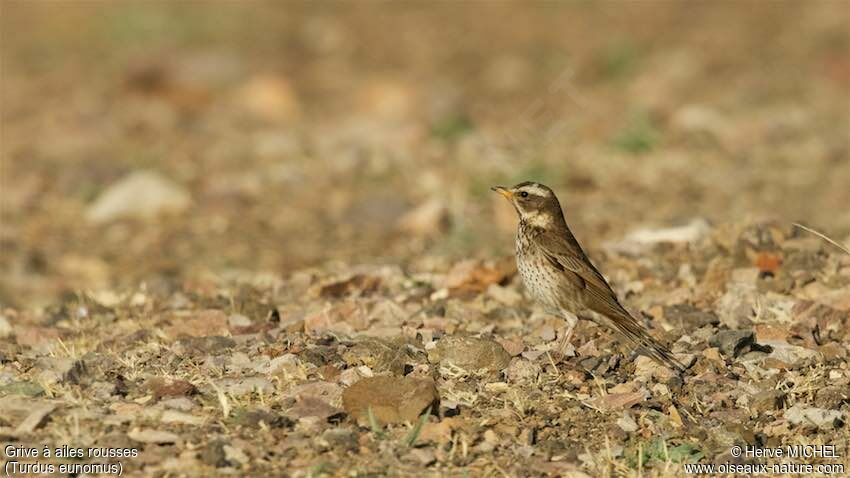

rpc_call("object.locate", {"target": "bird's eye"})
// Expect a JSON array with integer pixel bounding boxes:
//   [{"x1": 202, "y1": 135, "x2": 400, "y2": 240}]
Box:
[{"x1": 519, "y1": 191, "x2": 529, "y2": 198}]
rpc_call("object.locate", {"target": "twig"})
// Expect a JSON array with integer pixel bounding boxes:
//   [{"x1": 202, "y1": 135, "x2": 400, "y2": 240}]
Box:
[{"x1": 793, "y1": 223, "x2": 850, "y2": 256}]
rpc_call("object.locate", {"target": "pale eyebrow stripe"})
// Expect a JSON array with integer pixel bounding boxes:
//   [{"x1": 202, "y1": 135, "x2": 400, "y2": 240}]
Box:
[{"x1": 521, "y1": 184, "x2": 550, "y2": 197}]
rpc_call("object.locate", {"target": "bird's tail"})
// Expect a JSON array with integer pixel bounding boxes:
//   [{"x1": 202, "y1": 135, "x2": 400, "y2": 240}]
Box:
[{"x1": 609, "y1": 309, "x2": 686, "y2": 374}]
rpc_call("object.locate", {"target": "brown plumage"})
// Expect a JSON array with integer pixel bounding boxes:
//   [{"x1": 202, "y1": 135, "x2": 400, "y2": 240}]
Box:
[{"x1": 493, "y1": 181, "x2": 685, "y2": 372}]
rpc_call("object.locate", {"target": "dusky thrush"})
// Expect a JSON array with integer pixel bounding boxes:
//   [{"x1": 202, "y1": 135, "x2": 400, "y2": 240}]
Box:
[{"x1": 493, "y1": 181, "x2": 684, "y2": 372}]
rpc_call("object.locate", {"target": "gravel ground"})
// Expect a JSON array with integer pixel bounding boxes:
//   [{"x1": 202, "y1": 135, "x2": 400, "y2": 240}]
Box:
[{"x1": 2, "y1": 3, "x2": 850, "y2": 477}]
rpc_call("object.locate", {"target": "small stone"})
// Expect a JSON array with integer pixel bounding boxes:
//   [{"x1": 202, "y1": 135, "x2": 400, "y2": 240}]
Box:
[
  {"x1": 86, "y1": 170, "x2": 191, "y2": 223},
  {"x1": 784, "y1": 405, "x2": 844, "y2": 430},
  {"x1": 633, "y1": 355, "x2": 674, "y2": 382},
  {"x1": 605, "y1": 219, "x2": 711, "y2": 255},
  {"x1": 235, "y1": 74, "x2": 300, "y2": 123},
  {"x1": 342, "y1": 376, "x2": 438, "y2": 425},
  {"x1": 702, "y1": 347, "x2": 723, "y2": 361},
  {"x1": 486, "y1": 284, "x2": 523, "y2": 307},
  {"x1": 160, "y1": 410, "x2": 204, "y2": 426},
  {"x1": 495, "y1": 337, "x2": 525, "y2": 356},
  {"x1": 14, "y1": 403, "x2": 57, "y2": 434},
  {"x1": 428, "y1": 335, "x2": 511, "y2": 372},
  {"x1": 318, "y1": 427, "x2": 358, "y2": 452},
  {"x1": 759, "y1": 340, "x2": 818, "y2": 368},
  {"x1": 749, "y1": 390, "x2": 785, "y2": 413},
  {"x1": 587, "y1": 389, "x2": 649, "y2": 411},
  {"x1": 709, "y1": 330, "x2": 756, "y2": 358},
  {"x1": 223, "y1": 445, "x2": 249, "y2": 466},
  {"x1": 234, "y1": 408, "x2": 293, "y2": 428},
  {"x1": 213, "y1": 377, "x2": 274, "y2": 396},
  {"x1": 146, "y1": 377, "x2": 197, "y2": 401},
  {"x1": 228, "y1": 314, "x2": 253, "y2": 329},
  {"x1": 0, "y1": 314, "x2": 11, "y2": 338},
  {"x1": 616, "y1": 412, "x2": 638, "y2": 432},
  {"x1": 174, "y1": 336, "x2": 236, "y2": 357},
  {"x1": 819, "y1": 342, "x2": 848, "y2": 361},
  {"x1": 160, "y1": 397, "x2": 197, "y2": 411},
  {"x1": 397, "y1": 199, "x2": 450, "y2": 238},
  {"x1": 407, "y1": 447, "x2": 436, "y2": 466},
  {"x1": 815, "y1": 386, "x2": 850, "y2": 409},
  {"x1": 127, "y1": 428, "x2": 180, "y2": 444},
  {"x1": 201, "y1": 439, "x2": 228, "y2": 468},
  {"x1": 506, "y1": 358, "x2": 541, "y2": 383}
]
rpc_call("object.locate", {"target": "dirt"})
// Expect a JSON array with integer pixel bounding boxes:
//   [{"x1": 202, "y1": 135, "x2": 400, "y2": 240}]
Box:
[{"x1": 2, "y1": 2, "x2": 850, "y2": 477}]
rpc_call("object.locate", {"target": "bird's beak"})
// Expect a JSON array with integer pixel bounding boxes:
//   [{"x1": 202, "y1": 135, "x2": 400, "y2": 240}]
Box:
[{"x1": 491, "y1": 186, "x2": 513, "y2": 200}]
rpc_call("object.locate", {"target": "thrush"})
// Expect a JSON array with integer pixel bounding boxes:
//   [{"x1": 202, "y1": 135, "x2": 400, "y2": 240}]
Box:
[{"x1": 492, "y1": 181, "x2": 684, "y2": 372}]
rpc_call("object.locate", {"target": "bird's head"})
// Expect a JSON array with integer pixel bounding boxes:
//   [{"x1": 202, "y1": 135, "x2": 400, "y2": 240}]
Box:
[{"x1": 491, "y1": 181, "x2": 563, "y2": 228}]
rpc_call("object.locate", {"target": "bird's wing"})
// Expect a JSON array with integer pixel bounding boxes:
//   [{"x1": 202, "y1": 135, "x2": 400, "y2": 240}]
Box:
[
  {"x1": 533, "y1": 229, "x2": 626, "y2": 317},
  {"x1": 535, "y1": 228, "x2": 686, "y2": 373}
]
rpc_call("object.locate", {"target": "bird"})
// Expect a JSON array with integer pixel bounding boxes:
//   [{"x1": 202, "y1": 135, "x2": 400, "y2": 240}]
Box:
[{"x1": 492, "y1": 181, "x2": 685, "y2": 372}]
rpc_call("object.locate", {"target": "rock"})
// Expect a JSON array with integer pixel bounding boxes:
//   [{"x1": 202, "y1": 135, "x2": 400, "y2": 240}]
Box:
[
  {"x1": 223, "y1": 445, "x2": 249, "y2": 466},
  {"x1": 443, "y1": 259, "x2": 514, "y2": 297},
  {"x1": 201, "y1": 439, "x2": 228, "y2": 468},
  {"x1": 341, "y1": 337, "x2": 418, "y2": 375},
  {"x1": 146, "y1": 377, "x2": 197, "y2": 401},
  {"x1": 36, "y1": 357, "x2": 87, "y2": 384},
  {"x1": 749, "y1": 390, "x2": 785, "y2": 413},
  {"x1": 127, "y1": 428, "x2": 180, "y2": 444},
  {"x1": 228, "y1": 314, "x2": 253, "y2": 330},
  {"x1": 15, "y1": 402, "x2": 57, "y2": 434},
  {"x1": 709, "y1": 330, "x2": 757, "y2": 358},
  {"x1": 286, "y1": 397, "x2": 344, "y2": 422},
  {"x1": 616, "y1": 412, "x2": 639, "y2": 433},
  {"x1": 784, "y1": 405, "x2": 844, "y2": 430},
  {"x1": 317, "y1": 427, "x2": 358, "y2": 452},
  {"x1": 317, "y1": 275, "x2": 382, "y2": 299},
  {"x1": 397, "y1": 199, "x2": 450, "y2": 237},
  {"x1": 754, "y1": 340, "x2": 817, "y2": 368},
  {"x1": 0, "y1": 381, "x2": 45, "y2": 397},
  {"x1": 815, "y1": 386, "x2": 850, "y2": 409},
  {"x1": 428, "y1": 335, "x2": 511, "y2": 372},
  {"x1": 587, "y1": 389, "x2": 649, "y2": 411},
  {"x1": 165, "y1": 310, "x2": 229, "y2": 339},
  {"x1": 496, "y1": 337, "x2": 525, "y2": 356},
  {"x1": 486, "y1": 284, "x2": 523, "y2": 307},
  {"x1": 86, "y1": 170, "x2": 191, "y2": 223},
  {"x1": 407, "y1": 447, "x2": 437, "y2": 466},
  {"x1": 160, "y1": 397, "x2": 197, "y2": 411},
  {"x1": 506, "y1": 358, "x2": 541, "y2": 382},
  {"x1": 820, "y1": 342, "x2": 848, "y2": 361},
  {"x1": 174, "y1": 336, "x2": 236, "y2": 357},
  {"x1": 339, "y1": 366, "x2": 373, "y2": 386},
  {"x1": 234, "y1": 74, "x2": 300, "y2": 123},
  {"x1": 342, "y1": 376, "x2": 438, "y2": 425},
  {"x1": 213, "y1": 377, "x2": 274, "y2": 396},
  {"x1": 160, "y1": 410, "x2": 204, "y2": 426},
  {"x1": 232, "y1": 408, "x2": 293, "y2": 428},
  {"x1": 605, "y1": 219, "x2": 711, "y2": 255},
  {"x1": 0, "y1": 314, "x2": 11, "y2": 338},
  {"x1": 284, "y1": 381, "x2": 343, "y2": 408},
  {"x1": 633, "y1": 355, "x2": 675, "y2": 382}
]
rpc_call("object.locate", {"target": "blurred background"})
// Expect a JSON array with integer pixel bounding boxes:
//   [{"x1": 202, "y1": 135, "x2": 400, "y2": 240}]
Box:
[{"x1": 2, "y1": 2, "x2": 849, "y2": 307}]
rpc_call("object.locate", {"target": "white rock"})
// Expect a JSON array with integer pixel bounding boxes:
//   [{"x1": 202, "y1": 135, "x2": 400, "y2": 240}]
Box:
[
  {"x1": 606, "y1": 219, "x2": 711, "y2": 255},
  {"x1": 213, "y1": 376, "x2": 274, "y2": 396},
  {"x1": 86, "y1": 170, "x2": 191, "y2": 223},
  {"x1": 0, "y1": 314, "x2": 11, "y2": 338},
  {"x1": 228, "y1": 314, "x2": 253, "y2": 328},
  {"x1": 127, "y1": 428, "x2": 180, "y2": 444},
  {"x1": 784, "y1": 405, "x2": 844, "y2": 429},
  {"x1": 616, "y1": 412, "x2": 639, "y2": 432},
  {"x1": 160, "y1": 410, "x2": 204, "y2": 426},
  {"x1": 397, "y1": 199, "x2": 450, "y2": 237}
]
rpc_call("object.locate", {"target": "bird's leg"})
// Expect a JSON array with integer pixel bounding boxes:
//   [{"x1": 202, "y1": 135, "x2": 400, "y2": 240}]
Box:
[{"x1": 555, "y1": 310, "x2": 579, "y2": 356}]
